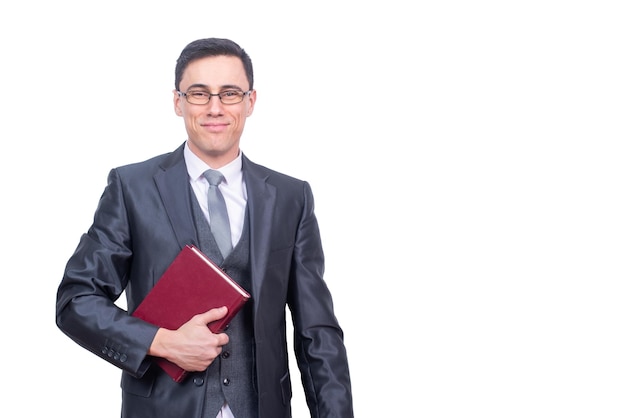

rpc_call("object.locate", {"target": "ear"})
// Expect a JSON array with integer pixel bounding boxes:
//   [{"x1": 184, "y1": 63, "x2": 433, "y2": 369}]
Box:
[
  {"x1": 173, "y1": 90, "x2": 183, "y2": 116},
  {"x1": 246, "y1": 89, "x2": 257, "y2": 117}
]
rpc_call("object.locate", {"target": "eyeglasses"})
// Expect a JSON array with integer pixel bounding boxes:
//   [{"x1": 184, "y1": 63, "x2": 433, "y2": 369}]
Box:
[{"x1": 177, "y1": 89, "x2": 252, "y2": 105}]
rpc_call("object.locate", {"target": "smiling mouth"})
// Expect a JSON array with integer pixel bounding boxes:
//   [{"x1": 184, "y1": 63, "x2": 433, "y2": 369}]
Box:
[{"x1": 202, "y1": 123, "x2": 228, "y2": 132}]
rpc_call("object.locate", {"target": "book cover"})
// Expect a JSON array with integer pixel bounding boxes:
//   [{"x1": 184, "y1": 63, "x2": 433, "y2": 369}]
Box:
[{"x1": 132, "y1": 244, "x2": 251, "y2": 383}]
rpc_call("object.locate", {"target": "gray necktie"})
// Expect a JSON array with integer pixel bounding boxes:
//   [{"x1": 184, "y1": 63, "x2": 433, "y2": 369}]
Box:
[{"x1": 203, "y1": 169, "x2": 232, "y2": 258}]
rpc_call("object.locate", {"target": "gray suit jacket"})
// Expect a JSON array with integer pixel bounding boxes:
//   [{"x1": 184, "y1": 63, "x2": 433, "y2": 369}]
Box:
[{"x1": 56, "y1": 143, "x2": 353, "y2": 418}]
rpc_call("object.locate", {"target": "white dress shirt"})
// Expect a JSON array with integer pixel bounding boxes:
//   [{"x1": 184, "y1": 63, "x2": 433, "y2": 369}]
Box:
[{"x1": 184, "y1": 142, "x2": 247, "y2": 248}]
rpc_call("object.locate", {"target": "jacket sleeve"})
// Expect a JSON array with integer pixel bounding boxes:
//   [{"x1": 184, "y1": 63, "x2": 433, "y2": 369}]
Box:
[
  {"x1": 55, "y1": 168, "x2": 158, "y2": 378},
  {"x1": 288, "y1": 181, "x2": 354, "y2": 418}
]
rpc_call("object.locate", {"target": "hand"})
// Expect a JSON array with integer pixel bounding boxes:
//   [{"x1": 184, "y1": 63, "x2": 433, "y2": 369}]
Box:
[{"x1": 148, "y1": 307, "x2": 230, "y2": 372}]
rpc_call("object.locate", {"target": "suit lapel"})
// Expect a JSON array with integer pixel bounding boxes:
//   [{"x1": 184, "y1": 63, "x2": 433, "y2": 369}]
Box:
[
  {"x1": 154, "y1": 144, "x2": 198, "y2": 250},
  {"x1": 243, "y1": 156, "x2": 276, "y2": 306}
]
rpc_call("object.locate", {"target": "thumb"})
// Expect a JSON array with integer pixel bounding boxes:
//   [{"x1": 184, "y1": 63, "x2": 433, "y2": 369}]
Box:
[{"x1": 194, "y1": 306, "x2": 228, "y2": 325}]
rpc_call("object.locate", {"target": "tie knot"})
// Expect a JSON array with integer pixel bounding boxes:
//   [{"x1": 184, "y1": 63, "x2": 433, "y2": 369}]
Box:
[{"x1": 204, "y1": 170, "x2": 225, "y2": 186}]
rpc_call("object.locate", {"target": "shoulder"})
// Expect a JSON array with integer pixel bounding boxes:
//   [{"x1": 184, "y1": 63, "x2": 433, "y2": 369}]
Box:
[
  {"x1": 113, "y1": 143, "x2": 185, "y2": 180},
  {"x1": 242, "y1": 154, "x2": 307, "y2": 188}
]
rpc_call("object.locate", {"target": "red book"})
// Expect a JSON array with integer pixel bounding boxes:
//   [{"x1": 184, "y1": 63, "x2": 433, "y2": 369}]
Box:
[{"x1": 132, "y1": 244, "x2": 250, "y2": 383}]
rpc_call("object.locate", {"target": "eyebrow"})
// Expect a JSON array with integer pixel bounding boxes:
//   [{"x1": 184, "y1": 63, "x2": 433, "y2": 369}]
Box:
[{"x1": 186, "y1": 83, "x2": 245, "y2": 91}]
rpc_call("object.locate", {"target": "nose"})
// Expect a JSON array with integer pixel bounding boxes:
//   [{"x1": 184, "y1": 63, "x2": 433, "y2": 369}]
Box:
[{"x1": 206, "y1": 94, "x2": 225, "y2": 115}]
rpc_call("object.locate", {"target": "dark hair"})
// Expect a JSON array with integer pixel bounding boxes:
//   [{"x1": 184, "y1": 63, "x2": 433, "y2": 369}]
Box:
[{"x1": 174, "y1": 38, "x2": 254, "y2": 91}]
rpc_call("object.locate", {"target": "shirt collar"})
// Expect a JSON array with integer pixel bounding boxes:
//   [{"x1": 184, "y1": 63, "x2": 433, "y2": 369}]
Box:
[{"x1": 184, "y1": 141, "x2": 243, "y2": 184}]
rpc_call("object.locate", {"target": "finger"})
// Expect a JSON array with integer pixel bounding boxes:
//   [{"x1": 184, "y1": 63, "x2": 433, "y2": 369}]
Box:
[{"x1": 194, "y1": 306, "x2": 228, "y2": 325}]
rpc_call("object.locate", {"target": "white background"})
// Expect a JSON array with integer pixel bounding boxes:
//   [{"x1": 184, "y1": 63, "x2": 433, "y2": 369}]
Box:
[{"x1": 1, "y1": 1, "x2": 625, "y2": 417}]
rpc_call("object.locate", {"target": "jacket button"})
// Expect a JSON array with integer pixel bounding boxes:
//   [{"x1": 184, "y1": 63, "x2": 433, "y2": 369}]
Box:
[
  {"x1": 222, "y1": 378, "x2": 230, "y2": 386},
  {"x1": 193, "y1": 377, "x2": 205, "y2": 386},
  {"x1": 222, "y1": 351, "x2": 230, "y2": 359}
]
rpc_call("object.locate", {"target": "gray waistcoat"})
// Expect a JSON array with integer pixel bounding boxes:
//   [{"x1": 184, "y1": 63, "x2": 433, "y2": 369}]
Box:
[{"x1": 191, "y1": 192, "x2": 257, "y2": 418}]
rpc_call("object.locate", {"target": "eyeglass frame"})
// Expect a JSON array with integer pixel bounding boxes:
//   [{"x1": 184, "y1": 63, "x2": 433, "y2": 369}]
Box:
[{"x1": 176, "y1": 89, "x2": 252, "y2": 105}]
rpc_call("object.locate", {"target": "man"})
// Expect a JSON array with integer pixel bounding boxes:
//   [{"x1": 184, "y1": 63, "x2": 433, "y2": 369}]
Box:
[{"x1": 56, "y1": 38, "x2": 353, "y2": 418}]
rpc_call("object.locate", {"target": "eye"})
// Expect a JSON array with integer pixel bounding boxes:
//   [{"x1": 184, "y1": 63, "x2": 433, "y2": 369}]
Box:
[
  {"x1": 188, "y1": 91, "x2": 209, "y2": 98},
  {"x1": 221, "y1": 90, "x2": 242, "y2": 98}
]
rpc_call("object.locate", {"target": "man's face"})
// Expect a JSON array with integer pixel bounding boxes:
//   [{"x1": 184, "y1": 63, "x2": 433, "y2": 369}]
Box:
[{"x1": 174, "y1": 55, "x2": 256, "y2": 167}]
